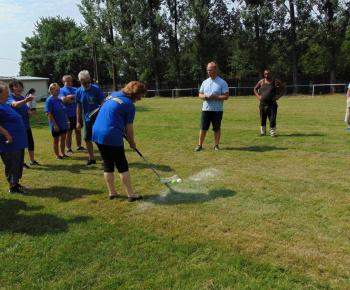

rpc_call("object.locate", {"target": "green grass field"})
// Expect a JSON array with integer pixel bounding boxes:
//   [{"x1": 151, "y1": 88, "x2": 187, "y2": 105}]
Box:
[{"x1": 1, "y1": 95, "x2": 349, "y2": 289}]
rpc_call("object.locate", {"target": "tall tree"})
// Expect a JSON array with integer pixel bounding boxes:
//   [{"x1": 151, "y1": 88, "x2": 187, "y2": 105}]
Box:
[
  {"x1": 185, "y1": 0, "x2": 231, "y2": 80},
  {"x1": 138, "y1": 0, "x2": 164, "y2": 91},
  {"x1": 230, "y1": 0, "x2": 274, "y2": 79},
  {"x1": 20, "y1": 16, "x2": 92, "y2": 84},
  {"x1": 78, "y1": 0, "x2": 118, "y2": 89},
  {"x1": 308, "y1": 0, "x2": 350, "y2": 89},
  {"x1": 288, "y1": 0, "x2": 298, "y2": 93},
  {"x1": 163, "y1": 0, "x2": 185, "y2": 88}
]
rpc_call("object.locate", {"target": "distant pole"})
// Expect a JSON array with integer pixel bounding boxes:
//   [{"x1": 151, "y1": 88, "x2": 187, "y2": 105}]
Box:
[{"x1": 93, "y1": 43, "x2": 99, "y2": 85}]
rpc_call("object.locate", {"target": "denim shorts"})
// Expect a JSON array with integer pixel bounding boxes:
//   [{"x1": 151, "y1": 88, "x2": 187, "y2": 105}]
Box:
[
  {"x1": 200, "y1": 111, "x2": 223, "y2": 132},
  {"x1": 84, "y1": 121, "x2": 93, "y2": 141}
]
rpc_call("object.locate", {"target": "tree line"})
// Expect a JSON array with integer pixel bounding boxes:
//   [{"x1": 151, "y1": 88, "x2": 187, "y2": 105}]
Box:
[{"x1": 20, "y1": 0, "x2": 350, "y2": 94}]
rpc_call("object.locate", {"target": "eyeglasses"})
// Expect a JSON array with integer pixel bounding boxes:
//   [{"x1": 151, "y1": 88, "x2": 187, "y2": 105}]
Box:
[{"x1": 82, "y1": 81, "x2": 91, "y2": 85}]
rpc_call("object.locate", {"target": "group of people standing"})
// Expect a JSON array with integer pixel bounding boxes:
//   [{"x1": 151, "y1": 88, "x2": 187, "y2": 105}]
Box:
[
  {"x1": 1, "y1": 64, "x2": 286, "y2": 200},
  {"x1": 0, "y1": 70, "x2": 146, "y2": 202},
  {"x1": 194, "y1": 62, "x2": 286, "y2": 151}
]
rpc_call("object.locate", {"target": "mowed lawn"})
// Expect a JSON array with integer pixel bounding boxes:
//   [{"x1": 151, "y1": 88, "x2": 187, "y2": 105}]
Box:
[{"x1": 0, "y1": 95, "x2": 349, "y2": 288}]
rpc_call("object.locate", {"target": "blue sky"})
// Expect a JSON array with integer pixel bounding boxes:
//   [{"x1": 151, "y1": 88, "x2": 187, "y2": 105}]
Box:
[{"x1": 0, "y1": 0, "x2": 85, "y2": 76}]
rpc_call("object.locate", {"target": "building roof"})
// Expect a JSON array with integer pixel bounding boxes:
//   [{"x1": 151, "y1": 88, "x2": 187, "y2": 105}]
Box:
[{"x1": 0, "y1": 76, "x2": 49, "y2": 81}]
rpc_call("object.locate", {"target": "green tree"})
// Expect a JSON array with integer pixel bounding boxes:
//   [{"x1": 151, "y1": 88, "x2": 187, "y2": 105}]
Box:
[
  {"x1": 184, "y1": 0, "x2": 232, "y2": 80},
  {"x1": 298, "y1": 0, "x2": 350, "y2": 88},
  {"x1": 20, "y1": 16, "x2": 92, "y2": 84},
  {"x1": 78, "y1": 0, "x2": 118, "y2": 89},
  {"x1": 230, "y1": 0, "x2": 274, "y2": 79},
  {"x1": 163, "y1": 0, "x2": 186, "y2": 88}
]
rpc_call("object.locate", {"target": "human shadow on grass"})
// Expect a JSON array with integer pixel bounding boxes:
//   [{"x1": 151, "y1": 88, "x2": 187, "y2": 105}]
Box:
[
  {"x1": 24, "y1": 186, "x2": 101, "y2": 202},
  {"x1": 0, "y1": 198, "x2": 92, "y2": 236},
  {"x1": 147, "y1": 187, "x2": 236, "y2": 205},
  {"x1": 128, "y1": 161, "x2": 173, "y2": 172},
  {"x1": 225, "y1": 146, "x2": 288, "y2": 152},
  {"x1": 276, "y1": 133, "x2": 325, "y2": 137},
  {"x1": 134, "y1": 106, "x2": 152, "y2": 112},
  {"x1": 28, "y1": 163, "x2": 93, "y2": 173}
]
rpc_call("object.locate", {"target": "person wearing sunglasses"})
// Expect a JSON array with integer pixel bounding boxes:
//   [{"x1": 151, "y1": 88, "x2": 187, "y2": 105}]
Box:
[{"x1": 75, "y1": 70, "x2": 105, "y2": 166}]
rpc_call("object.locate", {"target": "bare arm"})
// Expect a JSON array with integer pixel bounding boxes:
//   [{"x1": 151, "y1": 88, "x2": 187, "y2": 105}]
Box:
[
  {"x1": 0, "y1": 125, "x2": 12, "y2": 144},
  {"x1": 125, "y1": 123, "x2": 136, "y2": 150},
  {"x1": 76, "y1": 103, "x2": 82, "y2": 130},
  {"x1": 254, "y1": 80, "x2": 263, "y2": 101},
  {"x1": 46, "y1": 112, "x2": 59, "y2": 132},
  {"x1": 208, "y1": 92, "x2": 229, "y2": 101},
  {"x1": 10, "y1": 95, "x2": 33, "y2": 108},
  {"x1": 274, "y1": 79, "x2": 286, "y2": 100},
  {"x1": 61, "y1": 94, "x2": 76, "y2": 105},
  {"x1": 199, "y1": 92, "x2": 207, "y2": 100},
  {"x1": 347, "y1": 89, "x2": 350, "y2": 99}
]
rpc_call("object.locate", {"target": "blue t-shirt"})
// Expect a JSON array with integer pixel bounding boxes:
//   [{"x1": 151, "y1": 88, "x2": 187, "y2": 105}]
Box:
[
  {"x1": 45, "y1": 96, "x2": 68, "y2": 132},
  {"x1": 75, "y1": 84, "x2": 104, "y2": 122},
  {"x1": 92, "y1": 92, "x2": 135, "y2": 146},
  {"x1": 0, "y1": 103, "x2": 28, "y2": 153},
  {"x1": 6, "y1": 94, "x2": 31, "y2": 130},
  {"x1": 200, "y1": 76, "x2": 229, "y2": 111},
  {"x1": 59, "y1": 87, "x2": 77, "y2": 117}
]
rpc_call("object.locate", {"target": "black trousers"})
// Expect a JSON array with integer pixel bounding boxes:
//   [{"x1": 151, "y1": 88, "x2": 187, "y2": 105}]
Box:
[
  {"x1": 1, "y1": 149, "x2": 24, "y2": 184},
  {"x1": 259, "y1": 103, "x2": 278, "y2": 128}
]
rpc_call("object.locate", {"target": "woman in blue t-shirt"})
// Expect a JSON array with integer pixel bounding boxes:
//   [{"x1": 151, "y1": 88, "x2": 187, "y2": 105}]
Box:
[
  {"x1": 0, "y1": 82, "x2": 29, "y2": 194},
  {"x1": 8, "y1": 80, "x2": 39, "y2": 169},
  {"x1": 92, "y1": 81, "x2": 147, "y2": 202},
  {"x1": 45, "y1": 83, "x2": 69, "y2": 160}
]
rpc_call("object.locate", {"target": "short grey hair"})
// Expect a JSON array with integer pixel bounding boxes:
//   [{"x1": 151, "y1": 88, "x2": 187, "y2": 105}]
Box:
[
  {"x1": 62, "y1": 75, "x2": 72, "y2": 82},
  {"x1": 0, "y1": 81, "x2": 8, "y2": 93},
  {"x1": 78, "y1": 70, "x2": 90, "y2": 81}
]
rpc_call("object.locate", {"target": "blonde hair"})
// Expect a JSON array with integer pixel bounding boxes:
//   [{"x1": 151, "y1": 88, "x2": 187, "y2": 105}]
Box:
[
  {"x1": 121, "y1": 81, "x2": 147, "y2": 102},
  {"x1": 207, "y1": 62, "x2": 217, "y2": 69},
  {"x1": 48, "y1": 83, "x2": 60, "y2": 93},
  {"x1": 0, "y1": 81, "x2": 8, "y2": 93}
]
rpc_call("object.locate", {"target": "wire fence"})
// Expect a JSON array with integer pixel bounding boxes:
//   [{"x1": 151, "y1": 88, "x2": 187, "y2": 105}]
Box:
[
  {"x1": 38, "y1": 83, "x2": 349, "y2": 101},
  {"x1": 141, "y1": 83, "x2": 349, "y2": 98}
]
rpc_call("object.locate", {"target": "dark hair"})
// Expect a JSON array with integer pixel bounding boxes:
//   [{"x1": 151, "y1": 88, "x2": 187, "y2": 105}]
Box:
[
  {"x1": 9, "y1": 79, "x2": 24, "y2": 92},
  {"x1": 26, "y1": 88, "x2": 36, "y2": 96}
]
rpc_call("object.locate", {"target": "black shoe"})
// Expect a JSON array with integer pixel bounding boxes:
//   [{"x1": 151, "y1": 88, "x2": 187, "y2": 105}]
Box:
[
  {"x1": 61, "y1": 154, "x2": 70, "y2": 158},
  {"x1": 9, "y1": 185, "x2": 28, "y2": 194},
  {"x1": 29, "y1": 160, "x2": 40, "y2": 165},
  {"x1": 16, "y1": 183, "x2": 28, "y2": 190},
  {"x1": 84, "y1": 158, "x2": 96, "y2": 166},
  {"x1": 260, "y1": 134, "x2": 266, "y2": 137},
  {"x1": 23, "y1": 163, "x2": 31, "y2": 169},
  {"x1": 67, "y1": 148, "x2": 73, "y2": 154},
  {"x1": 128, "y1": 196, "x2": 143, "y2": 202},
  {"x1": 194, "y1": 145, "x2": 202, "y2": 152},
  {"x1": 109, "y1": 194, "x2": 120, "y2": 200},
  {"x1": 214, "y1": 145, "x2": 220, "y2": 152},
  {"x1": 56, "y1": 156, "x2": 63, "y2": 160},
  {"x1": 77, "y1": 146, "x2": 86, "y2": 151}
]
